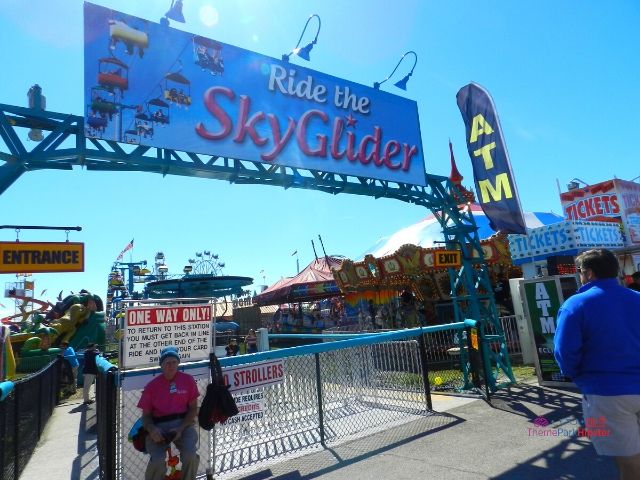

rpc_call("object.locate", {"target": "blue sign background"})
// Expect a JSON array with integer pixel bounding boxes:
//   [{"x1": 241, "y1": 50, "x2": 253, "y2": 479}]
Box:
[{"x1": 83, "y1": 3, "x2": 426, "y2": 186}]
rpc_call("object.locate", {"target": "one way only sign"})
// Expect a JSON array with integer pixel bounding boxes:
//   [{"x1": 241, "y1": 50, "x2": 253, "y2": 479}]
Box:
[{"x1": 122, "y1": 304, "x2": 213, "y2": 370}]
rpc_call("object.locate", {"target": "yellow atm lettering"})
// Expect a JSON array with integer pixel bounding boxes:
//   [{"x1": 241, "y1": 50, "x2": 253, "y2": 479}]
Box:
[
  {"x1": 473, "y1": 141, "x2": 496, "y2": 169},
  {"x1": 469, "y1": 114, "x2": 494, "y2": 143},
  {"x1": 478, "y1": 173, "x2": 513, "y2": 203}
]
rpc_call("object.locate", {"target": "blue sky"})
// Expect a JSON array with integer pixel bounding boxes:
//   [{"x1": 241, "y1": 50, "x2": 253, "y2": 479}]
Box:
[{"x1": 0, "y1": 0, "x2": 638, "y2": 317}]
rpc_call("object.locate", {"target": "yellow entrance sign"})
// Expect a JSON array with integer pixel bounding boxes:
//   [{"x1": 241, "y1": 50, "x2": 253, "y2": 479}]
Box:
[
  {"x1": 0, "y1": 242, "x2": 85, "y2": 273},
  {"x1": 434, "y1": 250, "x2": 461, "y2": 268}
]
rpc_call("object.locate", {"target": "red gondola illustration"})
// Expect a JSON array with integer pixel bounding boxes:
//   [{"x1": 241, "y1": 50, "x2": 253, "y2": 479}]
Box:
[{"x1": 98, "y1": 57, "x2": 129, "y2": 94}]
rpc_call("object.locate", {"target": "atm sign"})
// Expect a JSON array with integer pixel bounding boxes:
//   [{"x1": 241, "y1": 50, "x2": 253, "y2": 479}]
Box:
[{"x1": 434, "y1": 250, "x2": 461, "y2": 268}]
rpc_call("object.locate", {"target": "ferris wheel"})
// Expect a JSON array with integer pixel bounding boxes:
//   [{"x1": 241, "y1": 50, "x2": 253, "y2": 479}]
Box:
[{"x1": 187, "y1": 250, "x2": 225, "y2": 276}]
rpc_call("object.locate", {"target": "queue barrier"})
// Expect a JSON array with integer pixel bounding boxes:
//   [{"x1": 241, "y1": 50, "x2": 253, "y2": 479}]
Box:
[
  {"x1": 0, "y1": 357, "x2": 62, "y2": 480},
  {"x1": 99, "y1": 321, "x2": 485, "y2": 479}
]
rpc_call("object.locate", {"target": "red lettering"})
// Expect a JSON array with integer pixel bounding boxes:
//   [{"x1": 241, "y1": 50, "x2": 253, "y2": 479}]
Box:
[
  {"x1": 402, "y1": 144, "x2": 418, "y2": 172},
  {"x1": 261, "y1": 114, "x2": 296, "y2": 161},
  {"x1": 358, "y1": 127, "x2": 382, "y2": 166},
  {"x1": 195, "y1": 87, "x2": 234, "y2": 140},
  {"x1": 233, "y1": 95, "x2": 267, "y2": 146},
  {"x1": 611, "y1": 196, "x2": 620, "y2": 214},
  {"x1": 194, "y1": 88, "x2": 418, "y2": 176},
  {"x1": 594, "y1": 196, "x2": 603, "y2": 215},
  {"x1": 297, "y1": 109, "x2": 328, "y2": 156},
  {"x1": 330, "y1": 117, "x2": 345, "y2": 160},
  {"x1": 383, "y1": 140, "x2": 402, "y2": 170}
]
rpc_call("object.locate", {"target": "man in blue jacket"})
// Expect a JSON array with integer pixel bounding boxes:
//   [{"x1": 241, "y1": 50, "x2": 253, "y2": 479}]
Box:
[{"x1": 555, "y1": 249, "x2": 640, "y2": 480}]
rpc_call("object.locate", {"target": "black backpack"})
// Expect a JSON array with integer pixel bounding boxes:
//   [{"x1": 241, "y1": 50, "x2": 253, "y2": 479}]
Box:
[{"x1": 198, "y1": 353, "x2": 239, "y2": 430}]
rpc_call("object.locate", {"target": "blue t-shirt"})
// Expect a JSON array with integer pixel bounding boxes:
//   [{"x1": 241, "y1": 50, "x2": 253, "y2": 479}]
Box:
[
  {"x1": 554, "y1": 278, "x2": 640, "y2": 395},
  {"x1": 63, "y1": 346, "x2": 79, "y2": 368}
]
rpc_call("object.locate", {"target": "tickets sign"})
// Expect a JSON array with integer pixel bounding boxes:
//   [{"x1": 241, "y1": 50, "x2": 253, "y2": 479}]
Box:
[
  {"x1": 123, "y1": 304, "x2": 213, "y2": 369},
  {"x1": 560, "y1": 178, "x2": 640, "y2": 246},
  {"x1": 508, "y1": 221, "x2": 624, "y2": 264},
  {"x1": 222, "y1": 359, "x2": 285, "y2": 393},
  {"x1": 0, "y1": 242, "x2": 84, "y2": 273}
]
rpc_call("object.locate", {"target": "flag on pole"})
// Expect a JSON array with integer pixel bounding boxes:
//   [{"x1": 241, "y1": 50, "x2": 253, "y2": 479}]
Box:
[
  {"x1": 116, "y1": 239, "x2": 134, "y2": 261},
  {"x1": 456, "y1": 82, "x2": 527, "y2": 234}
]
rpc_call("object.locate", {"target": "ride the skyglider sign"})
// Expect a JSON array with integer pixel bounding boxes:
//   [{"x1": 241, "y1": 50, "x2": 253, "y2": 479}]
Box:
[{"x1": 83, "y1": 3, "x2": 426, "y2": 186}]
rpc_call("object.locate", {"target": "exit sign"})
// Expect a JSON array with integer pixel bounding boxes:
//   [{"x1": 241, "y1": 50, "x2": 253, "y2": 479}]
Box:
[{"x1": 434, "y1": 250, "x2": 461, "y2": 268}]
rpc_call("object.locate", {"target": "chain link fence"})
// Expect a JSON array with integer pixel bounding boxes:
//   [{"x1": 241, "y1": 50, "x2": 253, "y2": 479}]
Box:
[
  {"x1": 95, "y1": 322, "x2": 491, "y2": 479},
  {"x1": 0, "y1": 357, "x2": 61, "y2": 480},
  {"x1": 213, "y1": 338, "x2": 430, "y2": 478}
]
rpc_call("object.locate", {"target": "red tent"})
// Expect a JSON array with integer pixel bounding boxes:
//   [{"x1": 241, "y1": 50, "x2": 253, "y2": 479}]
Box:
[{"x1": 253, "y1": 256, "x2": 343, "y2": 306}]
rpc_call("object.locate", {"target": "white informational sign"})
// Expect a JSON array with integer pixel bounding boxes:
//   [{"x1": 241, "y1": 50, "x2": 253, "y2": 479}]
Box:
[
  {"x1": 123, "y1": 304, "x2": 213, "y2": 369},
  {"x1": 221, "y1": 359, "x2": 285, "y2": 393},
  {"x1": 225, "y1": 390, "x2": 266, "y2": 425}
]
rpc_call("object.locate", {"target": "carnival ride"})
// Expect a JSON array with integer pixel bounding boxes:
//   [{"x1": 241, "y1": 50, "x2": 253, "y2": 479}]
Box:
[
  {"x1": 254, "y1": 255, "x2": 352, "y2": 333},
  {"x1": 0, "y1": 285, "x2": 106, "y2": 378},
  {"x1": 84, "y1": 11, "x2": 226, "y2": 145},
  {"x1": 105, "y1": 251, "x2": 253, "y2": 328}
]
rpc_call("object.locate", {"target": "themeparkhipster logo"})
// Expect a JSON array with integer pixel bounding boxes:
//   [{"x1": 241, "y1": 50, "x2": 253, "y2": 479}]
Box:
[{"x1": 528, "y1": 416, "x2": 610, "y2": 438}]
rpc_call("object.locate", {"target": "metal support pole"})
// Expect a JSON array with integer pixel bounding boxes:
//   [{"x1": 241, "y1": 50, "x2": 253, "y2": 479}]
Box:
[
  {"x1": 417, "y1": 334, "x2": 433, "y2": 410},
  {"x1": 314, "y1": 353, "x2": 325, "y2": 446},
  {"x1": 477, "y1": 327, "x2": 492, "y2": 403}
]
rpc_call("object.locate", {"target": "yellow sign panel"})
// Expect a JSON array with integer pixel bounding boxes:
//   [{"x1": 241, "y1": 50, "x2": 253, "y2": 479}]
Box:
[
  {"x1": 0, "y1": 242, "x2": 85, "y2": 273},
  {"x1": 433, "y1": 250, "x2": 461, "y2": 268},
  {"x1": 470, "y1": 328, "x2": 479, "y2": 350}
]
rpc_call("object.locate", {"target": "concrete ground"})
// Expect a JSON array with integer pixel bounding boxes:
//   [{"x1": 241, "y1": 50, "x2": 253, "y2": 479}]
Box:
[
  {"x1": 18, "y1": 383, "x2": 618, "y2": 480},
  {"x1": 20, "y1": 393, "x2": 100, "y2": 480},
  {"x1": 223, "y1": 384, "x2": 617, "y2": 480}
]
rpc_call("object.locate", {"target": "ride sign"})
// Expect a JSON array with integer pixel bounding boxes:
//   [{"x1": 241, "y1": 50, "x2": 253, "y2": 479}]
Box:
[
  {"x1": 83, "y1": 3, "x2": 426, "y2": 186},
  {"x1": 122, "y1": 304, "x2": 213, "y2": 369}
]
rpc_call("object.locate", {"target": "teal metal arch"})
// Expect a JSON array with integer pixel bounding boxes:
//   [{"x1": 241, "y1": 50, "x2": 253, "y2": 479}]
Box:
[{"x1": 0, "y1": 100, "x2": 514, "y2": 391}]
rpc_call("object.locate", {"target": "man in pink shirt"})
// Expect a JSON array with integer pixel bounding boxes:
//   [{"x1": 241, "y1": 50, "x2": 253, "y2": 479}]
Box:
[{"x1": 138, "y1": 346, "x2": 199, "y2": 480}]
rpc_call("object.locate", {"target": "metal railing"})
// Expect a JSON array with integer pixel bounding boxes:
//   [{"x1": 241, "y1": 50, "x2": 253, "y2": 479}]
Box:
[
  {"x1": 95, "y1": 357, "x2": 119, "y2": 480},
  {"x1": 0, "y1": 357, "x2": 62, "y2": 480},
  {"x1": 325, "y1": 315, "x2": 522, "y2": 364},
  {"x1": 97, "y1": 321, "x2": 484, "y2": 479}
]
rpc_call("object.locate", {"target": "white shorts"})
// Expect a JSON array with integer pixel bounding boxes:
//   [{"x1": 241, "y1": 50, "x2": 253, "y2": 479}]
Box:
[{"x1": 582, "y1": 394, "x2": 640, "y2": 457}]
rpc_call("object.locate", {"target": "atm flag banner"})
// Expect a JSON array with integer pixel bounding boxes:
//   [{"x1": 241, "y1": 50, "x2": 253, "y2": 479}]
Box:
[{"x1": 456, "y1": 83, "x2": 526, "y2": 234}]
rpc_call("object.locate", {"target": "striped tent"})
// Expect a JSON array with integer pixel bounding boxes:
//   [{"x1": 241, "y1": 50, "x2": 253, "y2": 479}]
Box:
[{"x1": 360, "y1": 204, "x2": 563, "y2": 258}]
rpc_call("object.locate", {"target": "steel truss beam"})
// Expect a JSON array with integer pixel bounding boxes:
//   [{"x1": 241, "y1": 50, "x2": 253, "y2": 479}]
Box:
[{"x1": 0, "y1": 102, "x2": 514, "y2": 391}]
